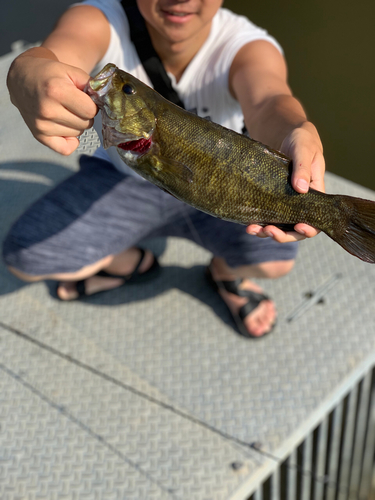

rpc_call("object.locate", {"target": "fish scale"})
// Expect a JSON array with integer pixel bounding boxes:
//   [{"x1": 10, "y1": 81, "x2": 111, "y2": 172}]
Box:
[{"x1": 85, "y1": 64, "x2": 375, "y2": 263}]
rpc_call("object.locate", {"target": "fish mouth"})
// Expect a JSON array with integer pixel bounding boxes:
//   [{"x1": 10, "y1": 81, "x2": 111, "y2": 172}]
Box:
[
  {"x1": 102, "y1": 111, "x2": 153, "y2": 155},
  {"x1": 84, "y1": 64, "x2": 117, "y2": 106}
]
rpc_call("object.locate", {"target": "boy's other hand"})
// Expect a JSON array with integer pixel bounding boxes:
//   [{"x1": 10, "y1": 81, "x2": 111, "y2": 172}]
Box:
[{"x1": 246, "y1": 122, "x2": 325, "y2": 243}]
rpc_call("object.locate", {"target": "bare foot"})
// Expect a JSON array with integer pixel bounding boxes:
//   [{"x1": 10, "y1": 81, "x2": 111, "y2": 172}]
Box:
[
  {"x1": 209, "y1": 266, "x2": 276, "y2": 338},
  {"x1": 57, "y1": 248, "x2": 155, "y2": 300}
]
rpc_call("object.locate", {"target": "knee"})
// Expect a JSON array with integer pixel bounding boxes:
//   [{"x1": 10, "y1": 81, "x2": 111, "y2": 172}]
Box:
[
  {"x1": 5, "y1": 254, "x2": 113, "y2": 283},
  {"x1": 2, "y1": 237, "x2": 42, "y2": 282},
  {"x1": 257, "y1": 259, "x2": 295, "y2": 279}
]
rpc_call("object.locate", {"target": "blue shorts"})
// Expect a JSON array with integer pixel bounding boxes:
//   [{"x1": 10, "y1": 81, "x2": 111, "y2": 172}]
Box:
[{"x1": 3, "y1": 155, "x2": 298, "y2": 275}]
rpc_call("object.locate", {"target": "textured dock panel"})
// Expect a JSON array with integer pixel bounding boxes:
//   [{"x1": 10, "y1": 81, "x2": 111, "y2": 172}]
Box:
[{"x1": 0, "y1": 324, "x2": 261, "y2": 500}]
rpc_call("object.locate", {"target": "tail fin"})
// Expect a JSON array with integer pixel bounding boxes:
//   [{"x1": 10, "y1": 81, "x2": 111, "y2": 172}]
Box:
[{"x1": 330, "y1": 195, "x2": 375, "y2": 263}]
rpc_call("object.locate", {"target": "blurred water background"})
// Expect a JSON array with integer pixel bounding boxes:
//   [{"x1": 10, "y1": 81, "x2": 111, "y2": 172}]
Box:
[
  {"x1": 1, "y1": 0, "x2": 374, "y2": 189},
  {"x1": 226, "y1": 0, "x2": 375, "y2": 190}
]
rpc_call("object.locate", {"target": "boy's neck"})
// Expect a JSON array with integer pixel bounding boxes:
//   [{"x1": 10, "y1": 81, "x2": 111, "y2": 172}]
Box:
[{"x1": 146, "y1": 22, "x2": 212, "y2": 83}]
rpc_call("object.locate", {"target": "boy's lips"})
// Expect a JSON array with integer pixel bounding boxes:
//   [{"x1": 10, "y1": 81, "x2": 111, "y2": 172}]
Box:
[{"x1": 161, "y1": 8, "x2": 195, "y2": 23}]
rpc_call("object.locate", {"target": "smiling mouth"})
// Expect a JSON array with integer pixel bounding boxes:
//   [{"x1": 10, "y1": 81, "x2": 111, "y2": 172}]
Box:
[
  {"x1": 162, "y1": 9, "x2": 194, "y2": 17},
  {"x1": 165, "y1": 11, "x2": 189, "y2": 16}
]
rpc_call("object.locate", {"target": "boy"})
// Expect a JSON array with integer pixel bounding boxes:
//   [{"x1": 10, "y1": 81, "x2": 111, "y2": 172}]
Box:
[{"x1": 4, "y1": 0, "x2": 325, "y2": 338}]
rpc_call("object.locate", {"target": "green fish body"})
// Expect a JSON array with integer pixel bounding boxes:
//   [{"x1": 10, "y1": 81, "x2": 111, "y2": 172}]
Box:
[{"x1": 86, "y1": 64, "x2": 375, "y2": 263}]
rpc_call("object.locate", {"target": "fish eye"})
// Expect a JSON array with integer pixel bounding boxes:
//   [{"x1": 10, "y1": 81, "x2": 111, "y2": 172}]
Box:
[{"x1": 122, "y1": 83, "x2": 135, "y2": 95}]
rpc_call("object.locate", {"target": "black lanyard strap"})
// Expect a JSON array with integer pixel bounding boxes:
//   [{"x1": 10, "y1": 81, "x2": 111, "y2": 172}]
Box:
[{"x1": 121, "y1": 0, "x2": 185, "y2": 108}]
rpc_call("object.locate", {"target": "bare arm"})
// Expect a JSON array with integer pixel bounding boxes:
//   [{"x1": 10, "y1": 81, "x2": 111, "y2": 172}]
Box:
[
  {"x1": 7, "y1": 5, "x2": 110, "y2": 155},
  {"x1": 229, "y1": 40, "x2": 325, "y2": 242}
]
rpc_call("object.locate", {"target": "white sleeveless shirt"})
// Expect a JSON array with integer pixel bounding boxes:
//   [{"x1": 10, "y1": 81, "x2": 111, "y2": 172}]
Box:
[{"x1": 77, "y1": 0, "x2": 283, "y2": 175}]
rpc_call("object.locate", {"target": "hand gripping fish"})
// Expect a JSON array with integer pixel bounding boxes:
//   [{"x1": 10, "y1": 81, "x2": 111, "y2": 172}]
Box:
[{"x1": 85, "y1": 63, "x2": 375, "y2": 263}]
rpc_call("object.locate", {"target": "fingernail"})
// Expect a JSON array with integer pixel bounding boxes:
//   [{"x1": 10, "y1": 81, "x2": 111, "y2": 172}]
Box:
[
  {"x1": 247, "y1": 231, "x2": 256, "y2": 236},
  {"x1": 296, "y1": 179, "x2": 309, "y2": 191},
  {"x1": 264, "y1": 231, "x2": 273, "y2": 238}
]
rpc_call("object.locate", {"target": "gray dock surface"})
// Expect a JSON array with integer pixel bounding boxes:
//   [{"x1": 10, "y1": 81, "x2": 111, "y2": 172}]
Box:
[{"x1": 1, "y1": 46, "x2": 374, "y2": 499}]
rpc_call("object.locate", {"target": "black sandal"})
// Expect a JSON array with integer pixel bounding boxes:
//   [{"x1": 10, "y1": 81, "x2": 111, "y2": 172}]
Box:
[
  {"x1": 205, "y1": 266, "x2": 276, "y2": 338},
  {"x1": 57, "y1": 248, "x2": 160, "y2": 300}
]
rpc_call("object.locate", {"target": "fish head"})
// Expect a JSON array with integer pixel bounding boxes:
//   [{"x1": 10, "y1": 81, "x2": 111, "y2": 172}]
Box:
[{"x1": 85, "y1": 64, "x2": 156, "y2": 153}]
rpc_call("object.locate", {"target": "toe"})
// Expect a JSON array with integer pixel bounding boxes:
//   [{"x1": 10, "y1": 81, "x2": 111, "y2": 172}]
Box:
[
  {"x1": 243, "y1": 299, "x2": 276, "y2": 337},
  {"x1": 57, "y1": 282, "x2": 79, "y2": 301}
]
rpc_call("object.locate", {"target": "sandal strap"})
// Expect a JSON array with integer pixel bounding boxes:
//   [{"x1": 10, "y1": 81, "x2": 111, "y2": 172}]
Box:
[
  {"x1": 238, "y1": 292, "x2": 269, "y2": 321},
  {"x1": 129, "y1": 247, "x2": 146, "y2": 278},
  {"x1": 206, "y1": 266, "x2": 268, "y2": 299},
  {"x1": 218, "y1": 277, "x2": 269, "y2": 300},
  {"x1": 205, "y1": 265, "x2": 275, "y2": 338},
  {"x1": 75, "y1": 248, "x2": 147, "y2": 297},
  {"x1": 76, "y1": 279, "x2": 87, "y2": 297},
  {"x1": 218, "y1": 278, "x2": 243, "y2": 294}
]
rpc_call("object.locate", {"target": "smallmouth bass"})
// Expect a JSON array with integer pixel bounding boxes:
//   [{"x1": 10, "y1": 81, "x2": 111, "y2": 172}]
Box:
[{"x1": 85, "y1": 63, "x2": 375, "y2": 263}]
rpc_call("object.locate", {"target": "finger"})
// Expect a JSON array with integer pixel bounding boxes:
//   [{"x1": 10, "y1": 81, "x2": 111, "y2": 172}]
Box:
[
  {"x1": 290, "y1": 146, "x2": 312, "y2": 194},
  {"x1": 309, "y1": 152, "x2": 326, "y2": 193},
  {"x1": 247, "y1": 222, "x2": 320, "y2": 241},
  {"x1": 45, "y1": 72, "x2": 97, "y2": 121},
  {"x1": 37, "y1": 135, "x2": 80, "y2": 156},
  {"x1": 246, "y1": 224, "x2": 307, "y2": 243},
  {"x1": 261, "y1": 225, "x2": 307, "y2": 243},
  {"x1": 62, "y1": 87, "x2": 98, "y2": 120},
  {"x1": 65, "y1": 65, "x2": 98, "y2": 119},
  {"x1": 246, "y1": 225, "x2": 290, "y2": 239},
  {"x1": 36, "y1": 89, "x2": 96, "y2": 131},
  {"x1": 35, "y1": 116, "x2": 92, "y2": 139},
  {"x1": 54, "y1": 113, "x2": 95, "y2": 132},
  {"x1": 246, "y1": 224, "x2": 269, "y2": 237},
  {"x1": 67, "y1": 65, "x2": 93, "y2": 92},
  {"x1": 293, "y1": 223, "x2": 320, "y2": 238}
]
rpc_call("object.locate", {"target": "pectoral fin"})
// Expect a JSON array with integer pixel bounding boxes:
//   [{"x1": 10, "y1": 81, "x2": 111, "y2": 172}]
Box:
[{"x1": 147, "y1": 154, "x2": 194, "y2": 184}]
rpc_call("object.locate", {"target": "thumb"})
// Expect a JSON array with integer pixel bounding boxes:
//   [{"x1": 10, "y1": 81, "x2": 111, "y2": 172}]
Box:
[
  {"x1": 292, "y1": 165, "x2": 310, "y2": 193},
  {"x1": 290, "y1": 147, "x2": 311, "y2": 193}
]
